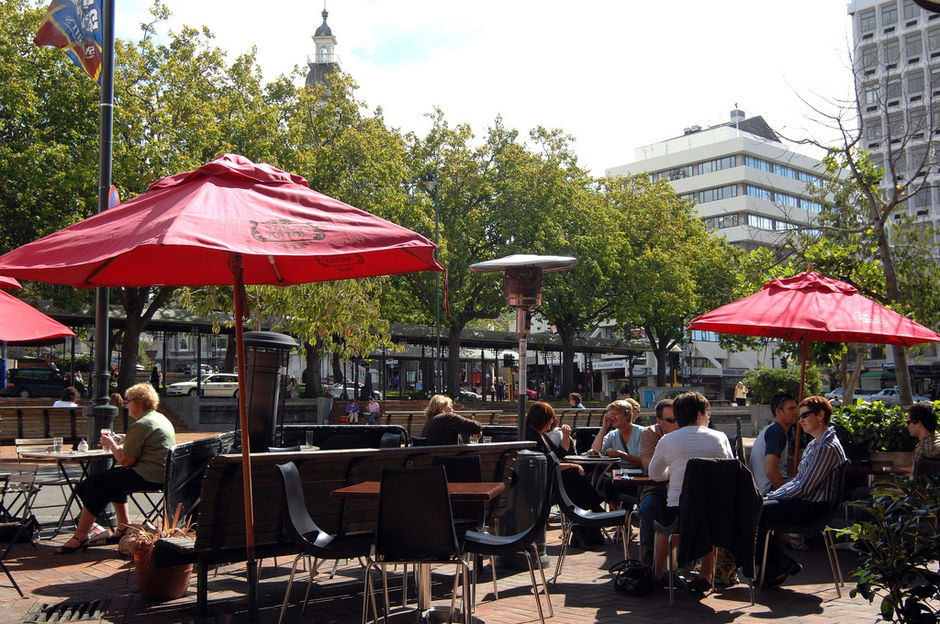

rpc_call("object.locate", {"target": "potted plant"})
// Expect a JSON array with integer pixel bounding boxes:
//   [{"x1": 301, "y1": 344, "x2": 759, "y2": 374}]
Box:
[
  {"x1": 831, "y1": 402, "x2": 916, "y2": 466},
  {"x1": 125, "y1": 505, "x2": 195, "y2": 600}
]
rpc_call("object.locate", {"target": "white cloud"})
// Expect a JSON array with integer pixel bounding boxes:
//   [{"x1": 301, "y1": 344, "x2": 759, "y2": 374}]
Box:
[{"x1": 115, "y1": 0, "x2": 855, "y2": 175}]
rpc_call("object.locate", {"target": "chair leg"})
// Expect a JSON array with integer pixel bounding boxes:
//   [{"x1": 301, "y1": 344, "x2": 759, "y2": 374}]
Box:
[
  {"x1": 0, "y1": 559, "x2": 23, "y2": 598},
  {"x1": 666, "y1": 533, "x2": 678, "y2": 607},
  {"x1": 277, "y1": 554, "x2": 304, "y2": 624},
  {"x1": 490, "y1": 555, "x2": 499, "y2": 600},
  {"x1": 822, "y1": 529, "x2": 843, "y2": 598},
  {"x1": 301, "y1": 556, "x2": 322, "y2": 614},
  {"x1": 552, "y1": 518, "x2": 572, "y2": 583},
  {"x1": 759, "y1": 529, "x2": 772, "y2": 589},
  {"x1": 522, "y1": 549, "x2": 547, "y2": 624},
  {"x1": 531, "y1": 543, "x2": 554, "y2": 618}
]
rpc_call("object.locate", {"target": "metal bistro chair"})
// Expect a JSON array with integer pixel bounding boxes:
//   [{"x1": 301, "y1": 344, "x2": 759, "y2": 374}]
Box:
[
  {"x1": 362, "y1": 466, "x2": 471, "y2": 624},
  {"x1": 0, "y1": 472, "x2": 39, "y2": 597},
  {"x1": 462, "y1": 460, "x2": 555, "y2": 623},
  {"x1": 551, "y1": 462, "x2": 628, "y2": 583},
  {"x1": 759, "y1": 461, "x2": 848, "y2": 597},
  {"x1": 275, "y1": 462, "x2": 374, "y2": 624}
]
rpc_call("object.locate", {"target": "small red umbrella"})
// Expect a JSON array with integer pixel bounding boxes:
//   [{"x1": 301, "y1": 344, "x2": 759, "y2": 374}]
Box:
[
  {"x1": 0, "y1": 276, "x2": 22, "y2": 290},
  {"x1": 0, "y1": 289, "x2": 74, "y2": 343},
  {"x1": 688, "y1": 270, "x2": 940, "y2": 466},
  {"x1": 0, "y1": 154, "x2": 442, "y2": 598}
]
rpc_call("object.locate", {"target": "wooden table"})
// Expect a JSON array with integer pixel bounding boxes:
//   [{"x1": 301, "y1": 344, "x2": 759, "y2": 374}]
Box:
[
  {"x1": 20, "y1": 449, "x2": 113, "y2": 535},
  {"x1": 331, "y1": 480, "x2": 505, "y2": 620}
]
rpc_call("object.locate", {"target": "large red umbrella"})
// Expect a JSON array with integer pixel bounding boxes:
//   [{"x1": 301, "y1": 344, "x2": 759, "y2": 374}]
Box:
[
  {"x1": 0, "y1": 154, "x2": 442, "y2": 596},
  {"x1": 688, "y1": 270, "x2": 940, "y2": 466},
  {"x1": 0, "y1": 289, "x2": 74, "y2": 343}
]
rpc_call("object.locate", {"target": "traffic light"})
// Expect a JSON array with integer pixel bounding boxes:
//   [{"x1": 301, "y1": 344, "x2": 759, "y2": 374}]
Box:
[{"x1": 503, "y1": 353, "x2": 513, "y2": 368}]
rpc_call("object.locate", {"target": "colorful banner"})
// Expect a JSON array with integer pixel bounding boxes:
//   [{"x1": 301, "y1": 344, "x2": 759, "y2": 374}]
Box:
[{"x1": 34, "y1": 0, "x2": 103, "y2": 83}]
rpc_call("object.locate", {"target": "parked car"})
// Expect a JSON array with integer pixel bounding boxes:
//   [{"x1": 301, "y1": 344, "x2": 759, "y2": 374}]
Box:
[
  {"x1": 867, "y1": 386, "x2": 931, "y2": 406},
  {"x1": 0, "y1": 368, "x2": 71, "y2": 398},
  {"x1": 329, "y1": 382, "x2": 381, "y2": 400},
  {"x1": 457, "y1": 388, "x2": 482, "y2": 401},
  {"x1": 825, "y1": 387, "x2": 880, "y2": 406},
  {"x1": 166, "y1": 373, "x2": 239, "y2": 398}
]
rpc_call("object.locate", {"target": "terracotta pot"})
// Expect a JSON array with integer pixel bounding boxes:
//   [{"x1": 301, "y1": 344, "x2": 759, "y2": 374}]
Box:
[{"x1": 134, "y1": 553, "x2": 193, "y2": 600}]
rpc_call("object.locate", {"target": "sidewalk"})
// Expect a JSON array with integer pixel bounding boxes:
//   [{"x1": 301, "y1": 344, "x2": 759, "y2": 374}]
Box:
[{"x1": 0, "y1": 516, "x2": 881, "y2": 624}]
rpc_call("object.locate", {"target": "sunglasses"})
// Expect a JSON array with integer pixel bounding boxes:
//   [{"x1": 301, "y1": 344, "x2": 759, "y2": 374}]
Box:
[
  {"x1": 799, "y1": 410, "x2": 815, "y2": 419},
  {"x1": 659, "y1": 417, "x2": 677, "y2": 424}
]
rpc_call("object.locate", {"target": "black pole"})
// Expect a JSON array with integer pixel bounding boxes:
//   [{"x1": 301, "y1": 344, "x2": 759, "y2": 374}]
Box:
[{"x1": 86, "y1": 0, "x2": 117, "y2": 447}]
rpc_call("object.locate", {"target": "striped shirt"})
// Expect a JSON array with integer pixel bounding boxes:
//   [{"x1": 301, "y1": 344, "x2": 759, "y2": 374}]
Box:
[{"x1": 767, "y1": 427, "x2": 845, "y2": 503}]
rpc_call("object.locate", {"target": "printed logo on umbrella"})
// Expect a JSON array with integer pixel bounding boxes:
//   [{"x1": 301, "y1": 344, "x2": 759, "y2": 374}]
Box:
[{"x1": 250, "y1": 219, "x2": 325, "y2": 246}]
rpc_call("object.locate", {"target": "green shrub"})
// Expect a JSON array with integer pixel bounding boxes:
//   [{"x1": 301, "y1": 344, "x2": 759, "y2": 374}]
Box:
[
  {"x1": 742, "y1": 366, "x2": 822, "y2": 405},
  {"x1": 831, "y1": 402, "x2": 919, "y2": 454}
]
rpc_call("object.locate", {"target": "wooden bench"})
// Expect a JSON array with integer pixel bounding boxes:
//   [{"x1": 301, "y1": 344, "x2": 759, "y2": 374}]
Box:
[
  {"x1": 381, "y1": 410, "x2": 504, "y2": 436},
  {"x1": 0, "y1": 406, "x2": 131, "y2": 444},
  {"x1": 152, "y1": 441, "x2": 534, "y2": 613},
  {"x1": 279, "y1": 424, "x2": 410, "y2": 448},
  {"x1": 554, "y1": 408, "x2": 606, "y2": 429}
]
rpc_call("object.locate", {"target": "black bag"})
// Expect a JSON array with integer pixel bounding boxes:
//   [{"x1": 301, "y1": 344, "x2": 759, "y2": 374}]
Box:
[{"x1": 610, "y1": 559, "x2": 656, "y2": 596}]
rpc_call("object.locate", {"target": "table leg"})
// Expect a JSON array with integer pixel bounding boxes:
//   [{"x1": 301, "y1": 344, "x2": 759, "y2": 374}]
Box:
[{"x1": 51, "y1": 460, "x2": 80, "y2": 537}]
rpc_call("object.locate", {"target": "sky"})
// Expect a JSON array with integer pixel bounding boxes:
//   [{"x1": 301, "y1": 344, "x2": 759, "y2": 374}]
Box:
[{"x1": 114, "y1": 0, "x2": 857, "y2": 176}]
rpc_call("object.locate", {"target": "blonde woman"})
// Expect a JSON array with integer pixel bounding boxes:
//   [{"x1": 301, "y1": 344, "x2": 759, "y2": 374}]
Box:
[
  {"x1": 591, "y1": 398, "x2": 644, "y2": 467},
  {"x1": 421, "y1": 394, "x2": 482, "y2": 445}
]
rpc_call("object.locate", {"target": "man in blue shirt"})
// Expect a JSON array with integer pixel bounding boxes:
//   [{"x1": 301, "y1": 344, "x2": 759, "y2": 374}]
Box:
[
  {"x1": 750, "y1": 392, "x2": 799, "y2": 494},
  {"x1": 758, "y1": 395, "x2": 846, "y2": 587}
]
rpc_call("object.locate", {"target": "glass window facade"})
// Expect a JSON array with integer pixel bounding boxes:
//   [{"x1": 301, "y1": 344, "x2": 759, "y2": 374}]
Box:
[
  {"x1": 860, "y1": 9, "x2": 876, "y2": 32},
  {"x1": 698, "y1": 184, "x2": 738, "y2": 204},
  {"x1": 747, "y1": 214, "x2": 775, "y2": 230},
  {"x1": 885, "y1": 39, "x2": 900, "y2": 65},
  {"x1": 906, "y1": 32, "x2": 922, "y2": 59},
  {"x1": 882, "y1": 3, "x2": 898, "y2": 27},
  {"x1": 702, "y1": 213, "x2": 740, "y2": 230},
  {"x1": 904, "y1": 0, "x2": 919, "y2": 20},
  {"x1": 746, "y1": 184, "x2": 772, "y2": 201}
]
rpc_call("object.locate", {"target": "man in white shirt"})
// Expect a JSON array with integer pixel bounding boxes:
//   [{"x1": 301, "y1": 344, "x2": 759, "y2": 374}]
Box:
[
  {"x1": 750, "y1": 392, "x2": 798, "y2": 494},
  {"x1": 648, "y1": 391, "x2": 733, "y2": 582}
]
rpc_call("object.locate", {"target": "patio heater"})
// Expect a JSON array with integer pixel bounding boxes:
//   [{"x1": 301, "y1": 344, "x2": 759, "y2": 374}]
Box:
[
  {"x1": 470, "y1": 255, "x2": 577, "y2": 439},
  {"x1": 241, "y1": 331, "x2": 298, "y2": 452}
]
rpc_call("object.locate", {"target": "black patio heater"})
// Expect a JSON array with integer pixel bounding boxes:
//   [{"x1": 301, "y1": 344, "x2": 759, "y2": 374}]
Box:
[
  {"x1": 242, "y1": 331, "x2": 298, "y2": 452},
  {"x1": 470, "y1": 255, "x2": 577, "y2": 440}
]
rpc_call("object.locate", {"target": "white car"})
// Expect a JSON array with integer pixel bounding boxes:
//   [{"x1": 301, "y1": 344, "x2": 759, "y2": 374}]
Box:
[
  {"x1": 825, "y1": 387, "x2": 879, "y2": 406},
  {"x1": 330, "y1": 382, "x2": 381, "y2": 400},
  {"x1": 867, "y1": 387, "x2": 931, "y2": 406},
  {"x1": 166, "y1": 373, "x2": 239, "y2": 398}
]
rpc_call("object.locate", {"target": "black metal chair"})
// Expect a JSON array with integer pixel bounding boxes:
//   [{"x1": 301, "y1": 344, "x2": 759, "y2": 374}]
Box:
[
  {"x1": 572, "y1": 427, "x2": 601, "y2": 455},
  {"x1": 379, "y1": 432, "x2": 404, "y2": 448},
  {"x1": 362, "y1": 466, "x2": 471, "y2": 624},
  {"x1": 914, "y1": 457, "x2": 940, "y2": 477},
  {"x1": 0, "y1": 472, "x2": 39, "y2": 597},
  {"x1": 759, "y1": 461, "x2": 848, "y2": 597},
  {"x1": 654, "y1": 458, "x2": 762, "y2": 607},
  {"x1": 431, "y1": 455, "x2": 485, "y2": 534},
  {"x1": 462, "y1": 458, "x2": 554, "y2": 623},
  {"x1": 551, "y1": 462, "x2": 627, "y2": 583},
  {"x1": 274, "y1": 462, "x2": 374, "y2": 624}
]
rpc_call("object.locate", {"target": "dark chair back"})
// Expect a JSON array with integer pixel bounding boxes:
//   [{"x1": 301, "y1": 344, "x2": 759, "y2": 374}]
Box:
[
  {"x1": 164, "y1": 435, "x2": 226, "y2": 523},
  {"x1": 432, "y1": 454, "x2": 484, "y2": 529},
  {"x1": 218, "y1": 430, "x2": 237, "y2": 454},
  {"x1": 572, "y1": 427, "x2": 601, "y2": 454},
  {"x1": 275, "y1": 461, "x2": 321, "y2": 543},
  {"x1": 480, "y1": 426, "x2": 518, "y2": 443},
  {"x1": 379, "y1": 432, "x2": 404, "y2": 448},
  {"x1": 375, "y1": 466, "x2": 459, "y2": 562},
  {"x1": 914, "y1": 457, "x2": 940, "y2": 477}
]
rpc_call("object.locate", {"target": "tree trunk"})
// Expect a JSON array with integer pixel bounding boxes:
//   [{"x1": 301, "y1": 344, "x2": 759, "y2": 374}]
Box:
[
  {"x1": 331, "y1": 350, "x2": 343, "y2": 384},
  {"x1": 654, "y1": 344, "x2": 669, "y2": 387},
  {"x1": 559, "y1": 329, "x2": 576, "y2": 395},
  {"x1": 223, "y1": 334, "x2": 237, "y2": 373},
  {"x1": 446, "y1": 325, "x2": 463, "y2": 396},
  {"x1": 302, "y1": 341, "x2": 322, "y2": 397},
  {"x1": 877, "y1": 229, "x2": 914, "y2": 405}
]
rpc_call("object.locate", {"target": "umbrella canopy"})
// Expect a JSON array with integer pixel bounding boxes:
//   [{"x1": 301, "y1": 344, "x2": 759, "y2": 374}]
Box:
[
  {"x1": 0, "y1": 289, "x2": 74, "y2": 343},
  {"x1": 0, "y1": 276, "x2": 22, "y2": 290},
  {"x1": 687, "y1": 271, "x2": 940, "y2": 346},
  {"x1": 0, "y1": 153, "x2": 442, "y2": 592},
  {"x1": 0, "y1": 154, "x2": 440, "y2": 287}
]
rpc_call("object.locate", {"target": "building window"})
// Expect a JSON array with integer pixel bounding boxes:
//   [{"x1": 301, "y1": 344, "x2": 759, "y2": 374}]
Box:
[
  {"x1": 703, "y1": 213, "x2": 740, "y2": 230},
  {"x1": 929, "y1": 28, "x2": 940, "y2": 55},
  {"x1": 860, "y1": 9, "x2": 876, "y2": 32},
  {"x1": 800, "y1": 198, "x2": 822, "y2": 213},
  {"x1": 908, "y1": 106, "x2": 928, "y2": 133},
  {"x1": 904, "y1": 0, "x2": 919, "y2": 21},
  {"x1": 887, "y1": 79, "x2": 902, "y2": 103},
  {"x1": 888, "y1": 110, "x2": 906, "y2": 136},
  {"x1": 798, "y1": 170, "x2": 823, "y2": 185},
  {"x1": 747, "y1": 214, "x2": 775, "y2": 230},
  {"x1": 698, "y1": 184, "x2": 738, "y2": 204},
  {"x1": 696, "y1": 156, "x2": 736, "y2": 175},
  {"x1": 773, "y1": 163, "x2": 799, "y2": 179},
  {"x1": 745, "y1": 155, "x2": 771, "y2": 172},
  {"x1": 908, "y1": 70, "x2": 925, "y2": 96},
  {"x1": 862, "y1": 46, "x2": 878, "y2": 70},
  {"x1": 885, "y1": 39, "x2": 900, "y2": 66},
  {"x1": 773, "y1": 192, "x2": 799, "y2": 208},
  {"x1": 745, "y1": 184, "x2": 772, "y2": 201},
  {"x1": 863, "y1": 84, "x2": 879, "y2": 108},
  {"x1": 883, "y1": 3, "x2": 899, "y2": 28},
  {"x1": 865, "y1": 117, "x2": 884, "y2": 142},
  {"x1": 905, "y1": 32, "x2": 922, "y2": 60},
  {"x1": 691, "y1": 330, "x2": 719, "y2": 342}
]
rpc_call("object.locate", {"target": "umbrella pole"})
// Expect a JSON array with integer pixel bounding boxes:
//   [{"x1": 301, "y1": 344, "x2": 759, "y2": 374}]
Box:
[
  {"x1": 792, "y1": 338, "x2": 809, "y2": 475},
  {"x1": 231, "y1": 255, "x2": 258, "y2": 619}
]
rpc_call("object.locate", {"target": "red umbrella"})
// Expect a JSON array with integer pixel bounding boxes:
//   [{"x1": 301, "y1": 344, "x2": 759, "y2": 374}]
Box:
[
  {"x1": 0, "y1": 276, "x2": 22, "y2": 290},
  {"x1": 0, "y1": 289, "x2": 74, "y2": 343},
  {"x1": 688, "y1": 270, "x2": 940, "y2": 466},
  {"x1": 0, "y1": 154, "x2": 442, "y2": 593}
]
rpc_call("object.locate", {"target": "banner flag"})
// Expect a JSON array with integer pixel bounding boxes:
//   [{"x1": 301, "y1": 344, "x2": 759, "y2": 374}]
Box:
[
  {"x1": 34, "y1": 0, "x2": 103, "y2": 84},
  {"x1": 108, "y1": 185, "x2": 120, "y2": 210}
]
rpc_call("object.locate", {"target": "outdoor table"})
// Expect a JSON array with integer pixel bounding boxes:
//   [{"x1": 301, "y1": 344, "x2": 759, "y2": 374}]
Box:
[
  {"x1": 331, "y1": 480, "x2": 505, "y2": 622},
  {"x1": 19, "y1": 449, "x2": 112, "y2": 535},
  {"x1": 847, "y1": 463, "x2": 912, "y2": 487},
  {"x1": 567, "y1": 454, "x2": 620, "y2": 488}
]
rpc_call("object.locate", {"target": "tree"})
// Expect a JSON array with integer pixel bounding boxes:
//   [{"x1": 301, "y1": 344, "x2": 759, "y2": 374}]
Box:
[{"x1": 604, "y1": 175, "x2": 739, "y2": 386}]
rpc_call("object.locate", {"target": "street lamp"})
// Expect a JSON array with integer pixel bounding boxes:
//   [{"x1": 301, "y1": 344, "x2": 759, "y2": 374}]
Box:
[
  {"x1": 470, "y1": 254, "x2": 577, "y2": 439},
  {"x1": 422, "y1": 172, "x2": 441, "y2": 394}
]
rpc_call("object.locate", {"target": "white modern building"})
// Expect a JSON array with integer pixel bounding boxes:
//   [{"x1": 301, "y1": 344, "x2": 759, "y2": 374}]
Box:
[{"x1": 606, "y1": 110, "x2": 826, "y2": 398}]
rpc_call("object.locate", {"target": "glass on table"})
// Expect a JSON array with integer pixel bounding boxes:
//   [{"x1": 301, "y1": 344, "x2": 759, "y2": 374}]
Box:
[
  {"x1": 305, "y1": 431, "x2": 316, "y2": 448},
  {"x1": 53, "y1": 437, "x2": 63, "y2": 453}
]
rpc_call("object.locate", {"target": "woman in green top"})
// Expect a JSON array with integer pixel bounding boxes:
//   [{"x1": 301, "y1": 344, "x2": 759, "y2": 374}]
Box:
[{"x1": 56, "y1": 382, "x2": 176, "y2": 554}]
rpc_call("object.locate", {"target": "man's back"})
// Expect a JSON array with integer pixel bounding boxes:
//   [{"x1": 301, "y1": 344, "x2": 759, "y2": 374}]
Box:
[{"x1": 649, "y1": 426, "x2": 733, "y2": 506}]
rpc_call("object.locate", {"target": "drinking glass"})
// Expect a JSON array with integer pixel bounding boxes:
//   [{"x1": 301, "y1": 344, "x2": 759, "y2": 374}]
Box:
[
  {"x1": 305, "y1": 431, "x2": 316, "y2": 448},
  {"x1": 53, "y1": 437, "x2": 63, "y2": 453}
]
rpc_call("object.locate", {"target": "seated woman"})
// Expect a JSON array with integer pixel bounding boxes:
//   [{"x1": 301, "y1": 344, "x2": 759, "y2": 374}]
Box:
[
  {"x1": 52, "y1": 386, "x2": 79, "y2": 407},
  {"x1": 364, "y1": 398, "x2": 382, "y2": 425},
  {"x1": 421, "y1": 394, "x2": 482, "y2": 445},
  {"x1": 525, "y1": 401, "x2": 606, "y2": 548},
  {"x1": 55, "y1": 382, "x2": 176, "y2": 554}
]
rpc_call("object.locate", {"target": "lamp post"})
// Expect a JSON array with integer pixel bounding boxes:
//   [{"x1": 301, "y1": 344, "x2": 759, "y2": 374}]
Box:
[
  {"x1": 422, "y1": 173, "x2": 441, "y2": 394},
  {"x1": 470, "y1": 254, "x2": 577, "y2": 439}
]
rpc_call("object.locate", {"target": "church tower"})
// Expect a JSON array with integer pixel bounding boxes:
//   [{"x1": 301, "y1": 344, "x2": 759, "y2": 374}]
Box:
[{"x1": 305, "y1": 8, "x2": 340, "y2": 89}]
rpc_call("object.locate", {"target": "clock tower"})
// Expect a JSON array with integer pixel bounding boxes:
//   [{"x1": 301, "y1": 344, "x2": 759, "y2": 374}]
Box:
[{"x1": 305, "y1": 8, "x2": 339, "y2": 89}]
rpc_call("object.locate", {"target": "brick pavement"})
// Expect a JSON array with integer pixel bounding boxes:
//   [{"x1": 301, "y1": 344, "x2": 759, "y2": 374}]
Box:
[{"x1": 0, "y1": 517, "x2": 883, "y2": 624}]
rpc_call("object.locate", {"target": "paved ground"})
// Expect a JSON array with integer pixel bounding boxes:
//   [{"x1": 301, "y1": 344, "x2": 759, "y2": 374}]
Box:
[{"x1": 0, "y1": 437, "x2": 885, "y2": 624}]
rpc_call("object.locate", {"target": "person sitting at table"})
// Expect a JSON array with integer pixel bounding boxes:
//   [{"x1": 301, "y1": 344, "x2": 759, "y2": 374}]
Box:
[
  {"x1": 908, "y1": 402, "x2": 940, "y2": 466},
  {"x1": 52, "y1": 386, "x2": 79, "y2": 407},
  {"x1": 55, "y1": 382, "x2": 176, "y2": 554},
  {"x1": 364, "y1": 397, "x2": 382, "y2": 425},
  {"x1": 344, "y1": 399, "x2": 360, "y2": 424},
  {"x1": 648, "y1": 391, "x2": 733, "y2": 583},
  {"x1": 591, "y1": 398, "x2": 644, "y2": 468},
  {"x1": 421, "y1": 394, "x2": 482, "y2": 445},
  {"x1": 757, "y1": 395, "x2": 846, "y2": 587},
  {"x1": 525, "y1": 401, "x2": 606, "y2": 548},
  {"x1": 750, "y1": 392, "x2": 799, "y2": 495},
  {"x1": 637, "y1": 398, "x2": 680, "y2": 566}
]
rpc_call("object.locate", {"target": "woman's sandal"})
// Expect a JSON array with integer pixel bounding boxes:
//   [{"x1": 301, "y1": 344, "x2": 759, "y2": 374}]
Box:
[
  {"x1": 105, "y1": 528, "x2": 127, "y2": 544},
  {"x1": 54, "y1": 536, "x2": 89, "y2": 554}
]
